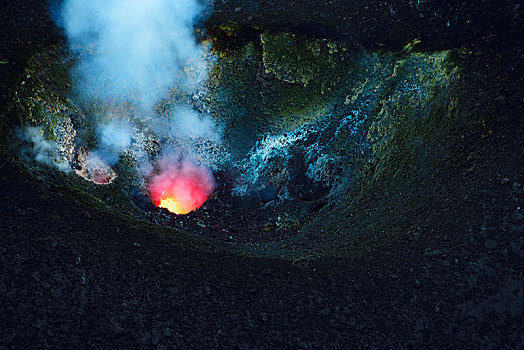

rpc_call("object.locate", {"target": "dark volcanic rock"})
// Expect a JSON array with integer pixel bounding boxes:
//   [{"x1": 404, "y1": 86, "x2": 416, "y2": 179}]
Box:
[{"x1": 208, "y1": 0, "x2": 523, "y2": 50}]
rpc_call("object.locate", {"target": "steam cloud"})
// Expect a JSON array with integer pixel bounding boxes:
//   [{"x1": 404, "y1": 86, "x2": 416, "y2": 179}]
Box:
[
  {"x1": 95, "y1": 120, "x2": 135, "y2": 166},
  {"x1": 62, "y1": 0, "x2": 207, "y2": 109},
  {"x1": 17, "y1": 127, "x2": 72, "y2": 173},
  {"x1": 55, "y1": 0, "x2": 219, "y2": 210}
]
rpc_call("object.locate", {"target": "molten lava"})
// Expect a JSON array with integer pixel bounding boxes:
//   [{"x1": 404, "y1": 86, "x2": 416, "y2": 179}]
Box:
[
  {"x1": 148, "y1": 158, "x2": 215, "y2": 214},
  {"x1": 158, "y1": 197, "x2": 183, "y2": 214}
]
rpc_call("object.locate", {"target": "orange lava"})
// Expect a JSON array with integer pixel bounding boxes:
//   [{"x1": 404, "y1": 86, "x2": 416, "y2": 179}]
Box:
[
  {"x1": 148, "y1": 159, "x2": 215, "y2": 215},
  {"x1": 157, "y1": 197, "x2": 183, "y2": 214}
]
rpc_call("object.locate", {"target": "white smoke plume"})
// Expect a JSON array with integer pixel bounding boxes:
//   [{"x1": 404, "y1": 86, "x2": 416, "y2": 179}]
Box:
[
  {"x1": 99, "y1": 120, "x2": 133, "y2": 151},
  {"x1": 155, "y1": 106, "x2": 220, "y2": 141},
  {"x1": 61, "y1": 0, "x2": 208, "y2": 110},
  {"x1": 17, "y1": 127, "x2": 72, "y2": 173},
  {"x1": 55, "y1": 0, "x2": 221, "y2": 179},
  {"x1": 95, "y1": 119, "x2": 135, "y2": 165}
]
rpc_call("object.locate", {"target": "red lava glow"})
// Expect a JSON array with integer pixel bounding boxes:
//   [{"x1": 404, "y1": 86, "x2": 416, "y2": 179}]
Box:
[{"x1": 148, "y1": 159, "x2": 215, "y2": 214}]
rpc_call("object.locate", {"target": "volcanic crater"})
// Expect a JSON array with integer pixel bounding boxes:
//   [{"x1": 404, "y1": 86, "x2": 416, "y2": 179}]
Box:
[{"x1": 10, "y1": 31, "x2": 466, "y2": 256}]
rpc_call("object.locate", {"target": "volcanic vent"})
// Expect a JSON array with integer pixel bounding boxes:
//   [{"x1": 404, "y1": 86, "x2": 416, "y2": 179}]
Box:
[{"x1": 148, "y1": 156, "x2": 216, "y2": 215}]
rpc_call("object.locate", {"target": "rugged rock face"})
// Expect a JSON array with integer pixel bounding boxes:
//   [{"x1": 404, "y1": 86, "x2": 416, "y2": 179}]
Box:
[{"x1": 207, "y1": 0, "x2": 523, "y2": 50}]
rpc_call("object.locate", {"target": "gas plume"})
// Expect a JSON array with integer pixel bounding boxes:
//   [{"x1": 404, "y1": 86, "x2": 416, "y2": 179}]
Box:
[
  {"x1": 56, "y1": 0, "x2": 219, "y2": 212},
  {"x1": 94, "y1": 120, "x2": 135, "y2": 166},
  {"x1": 17, "y1": 127, "x2": 72, "y2": 173},
  {"x1": 61, "y1": 0, "x2": 207, "y2": 110}
]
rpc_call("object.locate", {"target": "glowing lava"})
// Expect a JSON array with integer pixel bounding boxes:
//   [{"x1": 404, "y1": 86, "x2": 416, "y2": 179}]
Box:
[{"x1": 148, "y1": 158, "x2": 215, "y2": 215}]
